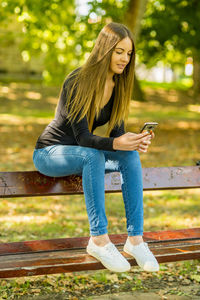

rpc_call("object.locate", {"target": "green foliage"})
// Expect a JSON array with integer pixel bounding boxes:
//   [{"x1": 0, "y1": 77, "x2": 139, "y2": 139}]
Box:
[
  {"x1": 0, "y1": 0, "x2": 131, "y2": 84},
  {"x1": 1, "y1": 0, "x2": 199, "y2": 84},
  {"x1": 138, "y1": 0, "x2": 200, "y2": 67},
  {"x1": 77, "y1": 0, "x2": 199, "y2": 80},
  {"x1": 87, "y1": 0, "x2": 128, "y2": 23},
  {"x1": 1, "y1": 0, "x2": 82, "y2": 84}
]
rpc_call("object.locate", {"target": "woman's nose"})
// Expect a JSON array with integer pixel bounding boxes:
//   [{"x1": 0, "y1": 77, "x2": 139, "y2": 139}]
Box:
[{"x1": 121, "y1": 53, "x2": 130, "y2": 63}]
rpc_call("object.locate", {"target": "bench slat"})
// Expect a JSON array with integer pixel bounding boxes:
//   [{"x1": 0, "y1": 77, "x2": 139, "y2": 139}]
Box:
[
  {"x1": 0, "y1": 228, "x2": 199, "y2": 278},
  {"x1": 0, "y1": 245, "x2": 200, "y2": 268},
  {"x1": 0, "y1": 166, "x2": 200, "y2": 198},
  {"x1": 0, "y1": 228, "x2": 200, "y2": 255}
]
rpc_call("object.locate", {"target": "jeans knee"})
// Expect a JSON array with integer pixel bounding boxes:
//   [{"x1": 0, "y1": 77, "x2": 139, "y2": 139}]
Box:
[
  {"x1": 118, "y1": 150, "x2": 141, "y2": 167},
  {"x1": 129, "y1": 150, "x2": 141, "y2": 162},
  {"x1": 84, "y1": 148, "x2": 105, "y2": 165}
]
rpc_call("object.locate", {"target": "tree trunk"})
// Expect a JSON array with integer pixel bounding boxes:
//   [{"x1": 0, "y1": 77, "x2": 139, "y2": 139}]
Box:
[
  {"x1": 132, "y1": 75, "x2": 145, "y2": 100},
  {"x1": 123, "y1": 0, "x2": 148, "y2": 101},
  {"x1": 124, "y1": 0, "x2": 148, "y2": 43},
  {"x1": 192, "y1": 51, "x2": 200, "y2": 96}
]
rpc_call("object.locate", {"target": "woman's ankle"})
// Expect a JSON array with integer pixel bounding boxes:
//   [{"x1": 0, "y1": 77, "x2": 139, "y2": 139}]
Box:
[
  {"x1": 91, "y1": 234, "x2": 110, "y2": 247},
  {"x1": 128, "y1": 235, "x2": 143, "y2": 246}
]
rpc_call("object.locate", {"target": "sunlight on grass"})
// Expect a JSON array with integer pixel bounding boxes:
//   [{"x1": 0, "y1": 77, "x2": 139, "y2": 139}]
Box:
[
  {"x1": 129, "y1": 101, "x2": 200, "y2": 123},
  {"x1": 143, "y1": 190, "x2": 200, "y2": 230},
  {"x1": 0, "y1": 114, "x2": 52, "y2": 125},
  {"x1": 46, "y1": 96, "x2": 58, "y2": 104},
  {"x1": 175, "y1": 120, "x2": 200, "y2": 129},
  {"x1": 0, "y1": 215, "x2": 54, "y2": 223},
  {"x1": 140, "y1": 79, "x2": 193, "y2": 91},
  {"x1": 188, "y1": 104, "x2": 200, "y2": 113},
  {"x1": 24, "y1": 91, "x2": 41, "y2": 100},
  {"x1": 144, "y1": 214, "x2": 199, "y2": 230},
  {"x1": 0, "y1": 86, "x2": 10, "y2": 93},
  {"x1": 0, "y1": 189, "x2": 199, "y2": 243}
]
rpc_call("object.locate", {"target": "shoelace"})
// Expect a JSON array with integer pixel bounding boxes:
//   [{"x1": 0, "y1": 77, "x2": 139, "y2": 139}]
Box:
[{"x1": 104, "y1": 243, "x2": 120, "y2": 256}]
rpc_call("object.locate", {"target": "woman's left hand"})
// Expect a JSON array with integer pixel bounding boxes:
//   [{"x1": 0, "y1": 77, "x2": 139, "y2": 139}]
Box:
[{"x1": 138, "y1": 130, "x2": 155, "y2": 153}]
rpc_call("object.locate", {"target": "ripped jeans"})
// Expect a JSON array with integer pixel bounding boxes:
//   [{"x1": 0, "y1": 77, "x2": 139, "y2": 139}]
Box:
[{"x1": 33, "y1": 145, "x2": 144, "y2": 237}]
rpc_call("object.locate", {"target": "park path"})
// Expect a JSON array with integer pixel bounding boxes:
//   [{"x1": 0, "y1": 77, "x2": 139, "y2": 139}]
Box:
[
  {"x1": 88, "y1": 291, "x2": 196, "y2": 299},
  {"x1": 21, "y1": 289, "x2": 200, "y2": 300}
]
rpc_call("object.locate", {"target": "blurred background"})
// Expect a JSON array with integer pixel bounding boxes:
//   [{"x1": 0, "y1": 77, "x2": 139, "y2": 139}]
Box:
[
  {"x1": 1, "y1": 0, "x2": 199, "y2": 235},
  {"x1": 0, "y1": 0, "x2": 199, "y2": 171},
  {"x1": 0, "y1": 0, "x2": 199, "y2": 91}
]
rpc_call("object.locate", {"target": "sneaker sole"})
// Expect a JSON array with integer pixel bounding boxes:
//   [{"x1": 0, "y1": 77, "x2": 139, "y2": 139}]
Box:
[
  {"x1": 123, "y1": 246, "x2": 159, "y2": 272},
  {"x1": 86, "y1": 246, "x2": 131, "y2": 273}
]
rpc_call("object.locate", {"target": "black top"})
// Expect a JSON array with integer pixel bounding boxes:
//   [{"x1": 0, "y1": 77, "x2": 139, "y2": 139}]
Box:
[{"x1": 35, "y1": 68, "x2": 125, "y2": 151}]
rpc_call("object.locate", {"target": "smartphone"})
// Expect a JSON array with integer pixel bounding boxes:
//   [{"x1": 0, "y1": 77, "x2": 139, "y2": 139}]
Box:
[{"x1": 140, "y1": 122, "x2": 158, "y2": 133}]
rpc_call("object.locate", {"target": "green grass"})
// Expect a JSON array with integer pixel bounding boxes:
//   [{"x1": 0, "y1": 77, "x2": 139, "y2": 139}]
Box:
[
  {"x1": 129, "y1": 108, "x2": 199, "y2": 122},
  {"x1": 0, "y1": 111, "x2": 54, "y2": 118},
  {"x1": 0, "y1": 190, "x2": 199, "y2": 243},
  {"x1": 140, "y1": 78, "x2": 193, "y2": 91}
]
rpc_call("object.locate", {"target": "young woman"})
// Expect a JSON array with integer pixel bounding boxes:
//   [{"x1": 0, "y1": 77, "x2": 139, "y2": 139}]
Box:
[{"x1": 33, "y1": 22, "x2": 159, "y2": 273}]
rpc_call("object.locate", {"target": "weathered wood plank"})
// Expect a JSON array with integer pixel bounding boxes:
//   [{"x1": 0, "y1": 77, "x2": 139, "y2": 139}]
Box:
[
  {"x1": 0, "y1": 238, "x2": 199, "y2": 278},
  {"x1": 0, "y1": 228, "x2": 200, "y2": 255},
  {"x1": 0, "y1": 166, "x2": 200, "y2": 198}
]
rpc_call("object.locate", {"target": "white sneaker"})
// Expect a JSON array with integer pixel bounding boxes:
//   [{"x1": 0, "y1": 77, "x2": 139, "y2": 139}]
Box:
[
  {"x1": 86, "y1": 237, "x2": 131, "y2": 272},
  {"x1": 123, "y1": 238, "x2": 159, "y2": 272}
]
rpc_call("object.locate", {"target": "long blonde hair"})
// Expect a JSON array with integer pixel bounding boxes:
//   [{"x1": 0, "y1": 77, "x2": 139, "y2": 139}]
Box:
[{"x1": 65, "y1": 22, "x2": 135, "y2": 136}]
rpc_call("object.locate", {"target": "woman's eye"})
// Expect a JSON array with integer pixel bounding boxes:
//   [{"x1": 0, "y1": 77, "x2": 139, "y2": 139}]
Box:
[{"x1": 116, "y1": 51, "x2": 132, "y2": 56}]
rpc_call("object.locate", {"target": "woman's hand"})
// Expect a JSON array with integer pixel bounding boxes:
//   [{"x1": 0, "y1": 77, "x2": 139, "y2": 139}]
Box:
[
  {"x1": 113, "y1": 131, "x2": 152, "y2": 152},
  {"x1": 137, "y1": 130, "x2": 155, "y2": 153},
  {"x1": 149, "y1": 130, "x2": 155, "y2": 139}
]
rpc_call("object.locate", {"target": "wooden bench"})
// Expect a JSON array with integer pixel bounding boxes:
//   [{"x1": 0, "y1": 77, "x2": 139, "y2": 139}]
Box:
[{"x1": 0, "y1": 166, "x2": 200, "y2": 278}]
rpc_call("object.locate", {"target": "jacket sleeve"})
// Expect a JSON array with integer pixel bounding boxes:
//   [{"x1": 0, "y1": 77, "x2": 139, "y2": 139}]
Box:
[
  {"x1": 109, "y1": 121, "x2": 125, "y2": 137},
  {"x1": 71, "y1": 115, "x2": 115, "y2": 151}
]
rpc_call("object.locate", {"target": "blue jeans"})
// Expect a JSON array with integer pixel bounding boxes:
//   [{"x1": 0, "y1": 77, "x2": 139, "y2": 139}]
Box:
[{"x1": 33, "y1": 145, "x2": 144, "y2": 237}]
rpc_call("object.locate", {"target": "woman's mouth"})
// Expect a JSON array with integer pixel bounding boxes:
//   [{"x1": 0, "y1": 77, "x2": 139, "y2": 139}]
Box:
[{"x1": 117, "y1": 64, "x2": 126, "y2": 69}]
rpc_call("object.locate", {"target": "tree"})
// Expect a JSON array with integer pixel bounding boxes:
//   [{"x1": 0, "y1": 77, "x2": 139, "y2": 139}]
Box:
[
  {"x1": 138, "y1": 0, "x2": 200, "y2": 95},
  {"x1": 0, "y1": 0, "x2": 150, "y2": 94},
  {"x1": 0, "y1": 0, "x2": 79, "y2": 84},
  {"x1": 123, "y1": 0, "x2": 149, "y2": 100}
]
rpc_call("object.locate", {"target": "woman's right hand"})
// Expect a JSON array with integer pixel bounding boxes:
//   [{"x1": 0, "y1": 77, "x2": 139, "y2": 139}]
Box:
[{"x1": 113, "y1": 132, "x2": 151, "y2": 151}]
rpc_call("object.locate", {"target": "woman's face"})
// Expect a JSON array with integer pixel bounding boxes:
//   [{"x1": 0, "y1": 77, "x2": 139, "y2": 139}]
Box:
[{"x1": 109, "y1": 37, "x2": 133, "y2": 75}]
